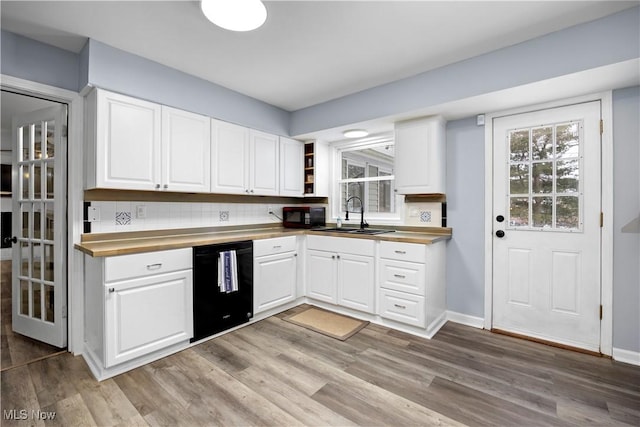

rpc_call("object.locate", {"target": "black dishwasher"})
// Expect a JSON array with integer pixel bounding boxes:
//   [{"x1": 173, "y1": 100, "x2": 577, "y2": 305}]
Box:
[{"x1": 191, "y1": 240, "x2": 253, "y2": 343}]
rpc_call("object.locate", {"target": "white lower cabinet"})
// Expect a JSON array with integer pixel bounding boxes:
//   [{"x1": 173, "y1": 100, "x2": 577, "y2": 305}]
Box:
[
  {"x1": 377, "y1": 240, "x2": 446, "y2": 334},
  {"x1": 305, "y1": 236, "x2": 375, "y2": 314},
  {"x1": 84, "y1": 248, "x2": 193, "y2": 379},
  {"x1": 253, "y1": 236, "x2": 298, "y2": 314}
]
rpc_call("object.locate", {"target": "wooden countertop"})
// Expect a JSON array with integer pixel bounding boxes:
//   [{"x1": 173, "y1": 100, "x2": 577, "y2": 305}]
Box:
[{"x1": 75, "y1": 225, "x2": 452, "y2": 257}]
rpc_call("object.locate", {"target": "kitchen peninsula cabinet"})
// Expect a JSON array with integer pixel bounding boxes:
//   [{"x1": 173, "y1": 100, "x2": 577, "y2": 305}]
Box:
[
  {"x1": 85, "y1": 89, "x2": 211, "y2": 192},
  {"x1": 306, "y1": 235, "x2": 375, "y2": 314},
  {"x1": 394, "y1": 116, "x2": 446, "y2": 194},
  {"x1": 211, "y1": 120, "x2": 279, "y2": 196},
  {"x1": 83, "y1": 248, "x2": 193, "y2": 380},
  {"x1": 377, "y1": 240, "x2": 446, "y2": 336}
]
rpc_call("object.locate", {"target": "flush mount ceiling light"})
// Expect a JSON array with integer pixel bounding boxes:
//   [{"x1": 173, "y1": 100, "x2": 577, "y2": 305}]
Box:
[
  {"x1": 343, "y1": 129, "x2": 369, "y2": 138},
  {"x1": 201, "y1": 0, "x2": 267, "y2": 32}
]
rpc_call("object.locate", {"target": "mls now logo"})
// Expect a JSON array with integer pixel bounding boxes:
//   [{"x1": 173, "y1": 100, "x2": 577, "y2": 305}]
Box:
[{"x1": 4, "y1": 409, "x2": 56, "y2": 420}]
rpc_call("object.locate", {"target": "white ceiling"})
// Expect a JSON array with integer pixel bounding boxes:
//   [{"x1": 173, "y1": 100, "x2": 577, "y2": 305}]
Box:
[{"x1": 1, "y1": 1, "x2": 637, "y2": 112}]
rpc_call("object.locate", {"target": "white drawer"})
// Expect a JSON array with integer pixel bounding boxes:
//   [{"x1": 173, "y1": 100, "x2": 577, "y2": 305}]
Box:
[
  {"x1": 379, "y1": 259, "x2": 425, "y2": 295},
  {"x1": 379, "y1": 289, "x2": 425, "y2": 328},
  {"x1": 105, "y1": 248, "x2": 192, "y2": 283},
  {"x1": 306, "y1": 235, "x2": 374, "y2": 256},
  {"x1": 379, "y1": 241, "x2": 425, "y2": 263},
  {"x1": 254, "y1": 236, "x2": 297, "y2": 257}
]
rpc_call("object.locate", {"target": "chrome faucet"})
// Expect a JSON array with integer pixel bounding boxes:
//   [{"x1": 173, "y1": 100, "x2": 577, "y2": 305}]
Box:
[{"x1": 345, "y1": 196, "x2": 368, "y2": 229}]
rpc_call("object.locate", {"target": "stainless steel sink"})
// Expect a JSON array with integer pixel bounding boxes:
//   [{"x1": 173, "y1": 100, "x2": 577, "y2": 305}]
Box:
[{"x1": 312, "y1": 227, "x2": 395, "y2": 235}]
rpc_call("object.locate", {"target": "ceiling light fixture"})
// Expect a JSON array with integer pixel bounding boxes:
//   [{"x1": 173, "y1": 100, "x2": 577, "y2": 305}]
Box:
[
  {"x1": 201, "y1": 0, "x2": 267, "y2": 32},
  {"x1": 343, "y1": 129, "x2": 369, "y2": 138}
]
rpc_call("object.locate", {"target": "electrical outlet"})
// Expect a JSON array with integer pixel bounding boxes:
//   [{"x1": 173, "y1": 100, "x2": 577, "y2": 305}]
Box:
[{"x1": 136, "y1": 205, "x2": 146, "y2": 219}]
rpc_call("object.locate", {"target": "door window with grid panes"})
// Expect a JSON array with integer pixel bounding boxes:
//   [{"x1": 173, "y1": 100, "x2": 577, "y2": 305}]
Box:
[{"x1": 507, "y1": 121, "x2": 582, "y2": 231}]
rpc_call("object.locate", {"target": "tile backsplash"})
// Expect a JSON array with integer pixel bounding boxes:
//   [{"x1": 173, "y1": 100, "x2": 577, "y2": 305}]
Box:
[
  {"x1": 404, "y1": 202, "x2": 444, "y2": 227},
  {"x1": 87, "y1": 201, "x2": 289, "y2": 233}
]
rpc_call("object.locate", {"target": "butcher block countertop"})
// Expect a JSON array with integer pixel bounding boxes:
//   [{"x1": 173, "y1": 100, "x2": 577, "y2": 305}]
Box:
[{"x1": 75, "y1": 224, "x2": 452, "y2": 257}]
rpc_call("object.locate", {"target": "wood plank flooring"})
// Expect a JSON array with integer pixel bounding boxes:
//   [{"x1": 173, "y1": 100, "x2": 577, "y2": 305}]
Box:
[
  {"x1": 1, "y1": 260, "x2": 65, "y2": 372},
  {"x1": 2, "y1": 303, "x2": 639, "y2": 426}
]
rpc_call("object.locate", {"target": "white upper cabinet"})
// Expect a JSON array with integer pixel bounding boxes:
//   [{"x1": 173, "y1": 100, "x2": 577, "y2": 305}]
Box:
[
  {"x1": 279, "y1": 137, "x2": 304, "y2": 197},
  {"x1": 87, "y1": 89, "x2": 211, "y2": 192},
  {"x1": 211, "y1": 121, "x2": 280, "y2": 196},
  {"x1": 211, "y1": 119, "x2": 250, "y2": 194},
  {"x1": 88, "y1": 89, "x2": 162, "y2": 190},
  {"x1": 394, "y1": 116, "x2": 446, "y2": 194},
  {"x1": 162, "y1": 106, "x2": 211, "y2": 193},
  {"x1": 250, "y1": 129, "x2": 279, "y2": 196}
]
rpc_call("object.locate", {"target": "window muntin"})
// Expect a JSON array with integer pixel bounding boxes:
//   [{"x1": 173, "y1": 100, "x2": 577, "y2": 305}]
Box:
[
  {"x1": 336, "y1": 138, "x2": 397, "y2": 220},
  {"x1": 507, "y1": 121, "x2": 582, "y2": 231}
]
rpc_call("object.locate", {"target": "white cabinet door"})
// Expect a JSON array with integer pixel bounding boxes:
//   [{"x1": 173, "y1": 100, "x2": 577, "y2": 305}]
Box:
[
  {"x1": 250, "y1": 129, "x2": 279, "y2": 195},
  {"x1": 162, "y1": 106, "x2": 211, "y2": 193},
  {"x1": 105, "y1": 269, "x2": 193, "y2": 367},
  {"x1": 306, "y1": 249, "x2": 337, "y2": 303},
  {"x1": 394, "y1": 116, "x2": 446, "y2": 194},
  {"x1": 95, "y1": 90, "x2": 162, "y2": 190},
  {"x1": 338, "y1": 253, "x2": 375, "y2": 314},
  {"x1": 279, "y1": 136, "x2": 304, "y2": 197},
  {"x1": 254, "y1": 251, "x2": 297, "y2": 314},
  {"x1": 211, "y1": 119, "x2": 249, "y2": 194}
]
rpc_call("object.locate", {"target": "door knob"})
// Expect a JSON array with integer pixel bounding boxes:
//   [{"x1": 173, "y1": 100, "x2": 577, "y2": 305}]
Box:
[
  {"x1": 496, "y1": 215, "x2": 505, "y2": 223},
  {"x1": 3, "y1": 236, "x2": 17, "y2": 246},
  {"x1": 496, "y1": 230, "x2": 505, "y2": 238}
]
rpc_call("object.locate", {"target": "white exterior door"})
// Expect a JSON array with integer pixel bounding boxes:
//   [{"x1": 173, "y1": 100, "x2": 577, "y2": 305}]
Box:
[
  {"x1": 492, "y1": 101, "x2": 602, "y2": 352},
  {"x1": 12, "y1": 105, "x2": 67, "y2": 347}
]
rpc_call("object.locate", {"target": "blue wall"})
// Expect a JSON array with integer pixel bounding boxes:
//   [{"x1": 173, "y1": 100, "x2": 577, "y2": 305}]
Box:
[
  {"x1": 612, "y1": 86, "x2": 640, "y2": 353},
  {"x1": 290, "y1": 6, "x2": 640, "y2": 136},
  {"x1": 445, "y1": 117, "x2": 485, "y2": 318},
  {"x1": 1, "y1": 30, "x2": 80, "y2": 92},
  {"x1": 83, "y1": 40, "x2": 290, "y2": 136},
  {"x1": 444, "y1": 87, "x2": 640, "y2": 353}
]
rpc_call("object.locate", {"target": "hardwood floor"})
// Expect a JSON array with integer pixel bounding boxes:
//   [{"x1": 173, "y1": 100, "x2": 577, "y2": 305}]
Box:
[
  {"x1": 1, "y1": 260, "x2": 64, "y2": 371},
  {"x1": 2, "y1": 303, "x2": 639, "y2": 426}
]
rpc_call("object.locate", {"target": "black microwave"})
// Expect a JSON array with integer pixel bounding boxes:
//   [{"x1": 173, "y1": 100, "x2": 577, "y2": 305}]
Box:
[{"x1": 282, "y1": 206, "x2": 326, "y2": 228}]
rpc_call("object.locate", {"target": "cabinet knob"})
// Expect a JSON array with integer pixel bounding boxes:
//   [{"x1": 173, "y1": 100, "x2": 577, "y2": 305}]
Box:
[
  {"x1": 155, "y1": 184, "x2": 160, "y2": 189},
  {"x1": 245, "y1": 189, "x2": 250, "y2": 193},
  {"x1": 163, "y1": 184, "x2": 168, "y2": 190},
  {"x1": 331, "y1": 255, "x2": 336, "y2": 259},
  {"x1": 250, "y1": 189, "x2": 254, "y2": 193},
  {"x1": 336, "y1": 255, "x2": 340, "y2": 259},
  {"x1": 108, "y1": 288, "x2": 115, "y2": 293}
]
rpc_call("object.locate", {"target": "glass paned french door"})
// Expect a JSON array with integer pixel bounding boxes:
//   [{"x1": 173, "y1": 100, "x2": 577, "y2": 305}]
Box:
[{"x1": 12, "y1": 105, "x2": 67, "y2": 347}]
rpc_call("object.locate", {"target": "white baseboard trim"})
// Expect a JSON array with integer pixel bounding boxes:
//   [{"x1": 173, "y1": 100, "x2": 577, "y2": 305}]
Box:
[
  {"x1": 612, "y1": 347, "x2": 640, "y2": 366},
  {"x1": 446, "y1": 311, "x2": 484, "y2": 329}
]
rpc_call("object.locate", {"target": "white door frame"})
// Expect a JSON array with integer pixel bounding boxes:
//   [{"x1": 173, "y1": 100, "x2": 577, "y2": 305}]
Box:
[
  {"x1": 483, "y1": 91, "x2": 613, "y2": 356},
  {"x1": 1, "y1": 74, "x2": 85, "y2": 355}
]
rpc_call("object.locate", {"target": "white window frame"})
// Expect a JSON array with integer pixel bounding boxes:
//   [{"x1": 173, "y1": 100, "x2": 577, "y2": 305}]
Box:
[{"x1": 331, "y1": 133, "x2": 402, "y2": 224}]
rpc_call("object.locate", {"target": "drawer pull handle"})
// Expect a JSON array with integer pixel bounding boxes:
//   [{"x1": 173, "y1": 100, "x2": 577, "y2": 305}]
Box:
[
  {"x1": 393, "y1": 274, "x2": 406, "y2": 279},
  {"x1": 273, "y1": 245, "x2": 282, "y2": 249},
  {"x1": 394, "y1": 304, "x2": 406, "y2": 309},
  {"x1": 146, "y1": 263, "x2": 162, "y2": 270},
  {"x1": 394, "y1": 250, "x2": 406, "y2": 254},
  {"x1": 108, "y1": 288, "x2": 115, "y2": 293}
]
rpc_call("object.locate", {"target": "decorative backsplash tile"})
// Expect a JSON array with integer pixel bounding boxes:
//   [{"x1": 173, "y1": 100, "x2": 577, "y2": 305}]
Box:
[
  {"x1": 219, "y1": 211, "x2": 229, "y2": 222},
  {"x1": 405, "y1": 202, "x2": 442, "y2": 227},
  {"x1": 115, "y1": 211, "x2": 131, "y2": 225}
]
